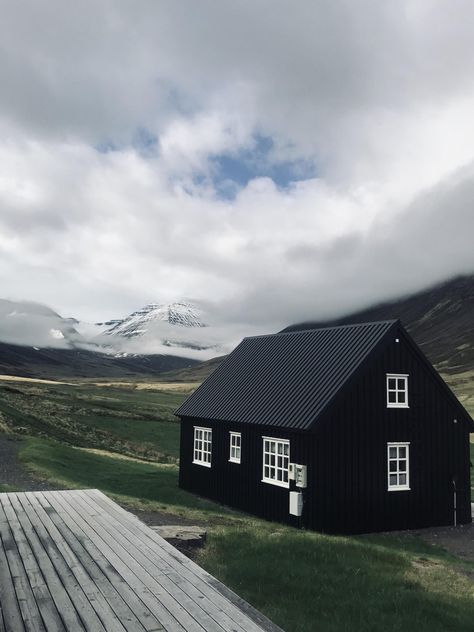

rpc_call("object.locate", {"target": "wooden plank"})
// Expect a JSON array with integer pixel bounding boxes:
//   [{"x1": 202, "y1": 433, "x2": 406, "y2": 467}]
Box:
[
  {"x1": 75, "y1": 491, "x2": 233, "y2": 632},
  {"x1": 53, "y1": 490, "x2": 210, "y2": 632},
  {"x1": 46, "y1": 491, "x2": 182, "y2": 632},
  {"x1": 33, "y1": 492, "x2": 164, "y2": 632},
  {"x1": 90, "y1": 490, "x2": 284, "y2": 632},
  {"x1": 0, "y1": 530, "x2": 25, "y2": 632},
  {"x1": 17, "y1": 492, "x2": 123, "y2": 632},
  {"x1": 78, "y1": 490, "x2": 256, "y2": 632},
  {"x1": 3, "y1": 493, "x2": 83, "y2": 631},
  {"x1": 0, "y1": 497, "x2": 54, "y2": 632},
  {"x1": 34, "y1": 493, "x2": 163, "y2": 632}
]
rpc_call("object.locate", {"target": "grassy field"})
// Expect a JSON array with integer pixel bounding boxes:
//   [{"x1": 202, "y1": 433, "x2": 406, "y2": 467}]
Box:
[
  {"x1": 1, "y1": 376, "x2": 474, "y2": 632},
  {"x1": 0, "y1": 379, "x2": 186, "y2": 462}
]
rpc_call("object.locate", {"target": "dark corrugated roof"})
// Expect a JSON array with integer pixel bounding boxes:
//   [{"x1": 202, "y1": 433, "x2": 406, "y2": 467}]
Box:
[{"x1": 175, "y1": 320, "x2": 397, "y2": 430}]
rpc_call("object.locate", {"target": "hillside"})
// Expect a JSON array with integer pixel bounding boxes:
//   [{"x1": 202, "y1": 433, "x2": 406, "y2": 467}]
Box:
[
  {"x1": 284, "y1": 274, "x2": 474, "y2": 375},
  {"x1": 0, "y1": 341, "x2": 198, "y2": 380}
]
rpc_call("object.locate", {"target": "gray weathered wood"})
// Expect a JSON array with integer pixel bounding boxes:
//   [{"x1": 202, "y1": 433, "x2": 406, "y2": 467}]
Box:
[
  {"x1": 34, "y1": 492, "x2": 162, "y2": 632},
  {"x1": 55, "y1": 491, "x2": 209, "y2": 632},
  {"x1": 91, "y1": 489, "x2": 285, "y2": 632},
  {"x1": 18, "y1": 492, "x2": 127, "y2": 632},
  {"x1": 29, "y1": 492, "x2": 151, "y2": 632},
  {"x1": 0, "y1": 489, "x2": 284, "y2": 632}
]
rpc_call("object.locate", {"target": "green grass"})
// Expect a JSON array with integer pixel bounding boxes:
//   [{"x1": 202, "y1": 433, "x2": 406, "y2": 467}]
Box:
[
  {"x1": 200, "y1": 526, "x2": 474, "y2": 632},
  {"x1": 0, "y1": 380, "x2": 185, "y2": 462},
  {"x1": 19, "y1": 437, "x2": 231, "y2": 522},
  {"x1": 0, "y1": 483, "x2": 20, "y2": 492}
]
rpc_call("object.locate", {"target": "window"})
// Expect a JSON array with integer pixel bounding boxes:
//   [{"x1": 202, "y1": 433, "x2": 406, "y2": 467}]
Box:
[
  {"x1": 229, "y1": 432, "x2": 241, "y2": 463},
  {"x1": 387, "y1": 442, "x2": 410, "y2": 491},
  {"x1": 193, "y1": 427, "x2": 212, "y2": 467},
  {"x1": 386, "y1": 374, "x2": 408, "y2": 408},
  {"x1": 262, "y1": 437, "x2": 290, "y2": 488}
]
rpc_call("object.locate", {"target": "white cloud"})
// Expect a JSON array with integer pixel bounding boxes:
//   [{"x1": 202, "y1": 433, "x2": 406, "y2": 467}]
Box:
[{"x1": 0, "y1": 1, "x2": 473, "y2": 337}]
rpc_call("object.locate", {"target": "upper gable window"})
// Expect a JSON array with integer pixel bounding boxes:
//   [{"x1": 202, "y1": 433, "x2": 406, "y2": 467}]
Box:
[
  {"x1": 229, "y1": 432, "x2": 241, "y2": 464},
  {"x1": 386, "y1": 374, "x2": 408, "y2": 408},
  {"x1": 193, "y1": 426, "x2": 212, "y2": 467}
]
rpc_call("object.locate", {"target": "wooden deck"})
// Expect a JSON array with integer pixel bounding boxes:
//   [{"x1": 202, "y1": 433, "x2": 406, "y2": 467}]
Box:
[{"x1": 0, "y1": 489, "x2": 283, "y2": 632}]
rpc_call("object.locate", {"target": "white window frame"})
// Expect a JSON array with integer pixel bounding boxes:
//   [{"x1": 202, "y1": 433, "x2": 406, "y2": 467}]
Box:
[
  {"x1": 229, "y1": 432, "x2": 241, "y2": 464},
  {"x1": 386, "y1": 374, "x2": 409, "y2": 408},
  {"x1": 262, "y1": 437, "x2": 290, "y2": 488},
  {"x1": 193, "y1": 426, "x2": 212, "y2": 467},
  {"x1": 387, "y1": 442, "x2": 410, "y2": 491}
]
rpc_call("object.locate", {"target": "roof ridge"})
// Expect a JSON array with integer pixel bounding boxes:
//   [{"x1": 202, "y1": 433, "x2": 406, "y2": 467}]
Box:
[{"x1": 244, "y1": 319, "x2": 399, "y2": 341}]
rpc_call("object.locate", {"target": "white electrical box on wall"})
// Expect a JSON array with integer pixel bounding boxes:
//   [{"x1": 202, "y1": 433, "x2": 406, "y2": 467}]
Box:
[
  {"x1": 289, "y1": 463, "x2": 296, "y2": 480},
  {"x1": 289, "y1": 491, "x2": 303, "y2": 516},
  {"x1": 295, "y1": 464, "x2": 307, "y2": 488}
]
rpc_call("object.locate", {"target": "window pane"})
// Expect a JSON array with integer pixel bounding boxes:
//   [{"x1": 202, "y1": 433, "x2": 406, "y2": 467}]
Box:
[
  {"x1": 388, "y1": 392, "x2": 397, "y2": 403},
  {"x1": 389, "y1": 474, "x2": 397, "y2": 486},
  {"x1": 389, "y1": 447, "x2": 397, "y2": 459},
  {"x1": 398, "y1": 391, "x2": 406, "y2": 403},
  {"x1": 388, "y1": 378, "x2": 396, "y2": 389},
  {"x1": 389, "y1": 461, "x2": 397, "y2": 472},
  {"x1": 283, "y1": 444, "x2": 289, "y2": 456},
  {"x1": 397, "y1": 378, "x2": 406, "y2": 390},
  {"x1": 399, "y1": 447, "x2": 406, "y2": 458},
  {"x1": 399, "y1": 474, "x2": 407, "y2": 485}
]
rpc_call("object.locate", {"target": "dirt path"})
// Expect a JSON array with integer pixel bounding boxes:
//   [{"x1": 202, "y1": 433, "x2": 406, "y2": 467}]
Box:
[
  {"x1": 0, "y1": 434, "x2": 60, "y2": 491},
  {"x1": 413, "y1": 523, "x2": 474, "y2": 563}
]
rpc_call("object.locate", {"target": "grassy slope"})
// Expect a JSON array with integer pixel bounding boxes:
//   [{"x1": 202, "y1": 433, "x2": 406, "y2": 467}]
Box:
[{"x1": 0, "y1": 381, "x2": 184, "y2": 462}]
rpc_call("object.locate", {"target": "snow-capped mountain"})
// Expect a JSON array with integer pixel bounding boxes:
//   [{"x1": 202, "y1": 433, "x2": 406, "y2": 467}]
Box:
[
  {"x1": 0, "y1": 297, "x2": 231, "y2": 362},
  {"x1": 95, "y1": 301, "x2": 223, "y2": 358},
  {"x1": 102, "y1": 302, "x2": 206, "y2": 338}
]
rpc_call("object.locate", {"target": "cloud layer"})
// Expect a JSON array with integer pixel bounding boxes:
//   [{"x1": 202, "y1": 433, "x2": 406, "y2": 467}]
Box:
[{"x1": 0, "y1": 1, "x2": 473, "y2": 333}]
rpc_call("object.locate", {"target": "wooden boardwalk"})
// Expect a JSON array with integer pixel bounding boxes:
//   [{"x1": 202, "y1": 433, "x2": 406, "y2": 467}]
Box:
[{"x1": 0, "y1": 489, "x2": 283, "y2": 632}]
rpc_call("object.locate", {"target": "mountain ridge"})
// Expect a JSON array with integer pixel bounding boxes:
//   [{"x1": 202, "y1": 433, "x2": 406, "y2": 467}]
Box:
[{"x1": 282, "y1": 274, "x2": 474, "y2": 375}]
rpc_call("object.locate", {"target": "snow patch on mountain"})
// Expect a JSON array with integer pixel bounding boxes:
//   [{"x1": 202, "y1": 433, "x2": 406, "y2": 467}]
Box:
[
  {"x1": 102, "y1": 302, "x2": 207, "y2": 338},
  {"x1": 95, "y1": 301, "x2": 223, "y2": 359}
]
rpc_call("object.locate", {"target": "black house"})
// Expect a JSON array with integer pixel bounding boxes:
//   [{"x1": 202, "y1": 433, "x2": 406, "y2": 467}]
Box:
[{"x1": 176, "y1": 321, "x2": 473, "y2": 534}]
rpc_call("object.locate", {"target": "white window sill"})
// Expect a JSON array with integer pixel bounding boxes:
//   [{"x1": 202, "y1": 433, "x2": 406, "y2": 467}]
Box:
[
  {"x1": 193, "y1": 460, "x2": 211, "y2": 468},
  {"x1": 388, "y1": 486, "x2": 410, "y2": 492},
  {"x1": 262, "y1": 478, "x2": 289, "y2": 489},
  {"x1": 229, "y1": 458, "x2": 241, "y2": 464},
  {"x1": 387, "y1": 404, "x2": 409, "y2": 409}
]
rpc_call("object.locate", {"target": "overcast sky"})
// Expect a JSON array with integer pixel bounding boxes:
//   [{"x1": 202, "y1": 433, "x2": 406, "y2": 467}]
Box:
[{"x1": 0, "y1": 1, "x2": 473, "y2": 331}]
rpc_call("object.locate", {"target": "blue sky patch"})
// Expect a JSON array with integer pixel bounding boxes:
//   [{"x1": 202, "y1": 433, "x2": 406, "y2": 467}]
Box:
[{"x1": 210, "y1": 135, "x2": 316, "y2": 199}]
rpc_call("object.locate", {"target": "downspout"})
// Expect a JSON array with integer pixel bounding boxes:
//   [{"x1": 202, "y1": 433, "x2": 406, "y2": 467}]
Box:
[{"x1": 452, "y1": 477, "x2": 457, "y2": 527}]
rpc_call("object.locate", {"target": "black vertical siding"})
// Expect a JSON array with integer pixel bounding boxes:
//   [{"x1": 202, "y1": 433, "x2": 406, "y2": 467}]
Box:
[
  {"x1": 310, "y1": 328, "x2": 471, "y2": 533},
  {"x1": 179, "y1": 326, "x2": 471, "y2": 534},
  {"x1": 179, "y1": 419, "x2": 306, "y2": 528}
]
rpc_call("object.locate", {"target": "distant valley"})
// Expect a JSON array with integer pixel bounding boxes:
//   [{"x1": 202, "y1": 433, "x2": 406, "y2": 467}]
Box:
[{"x1": 0, "y1": 275, "x2": 472, "y2": 399}]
